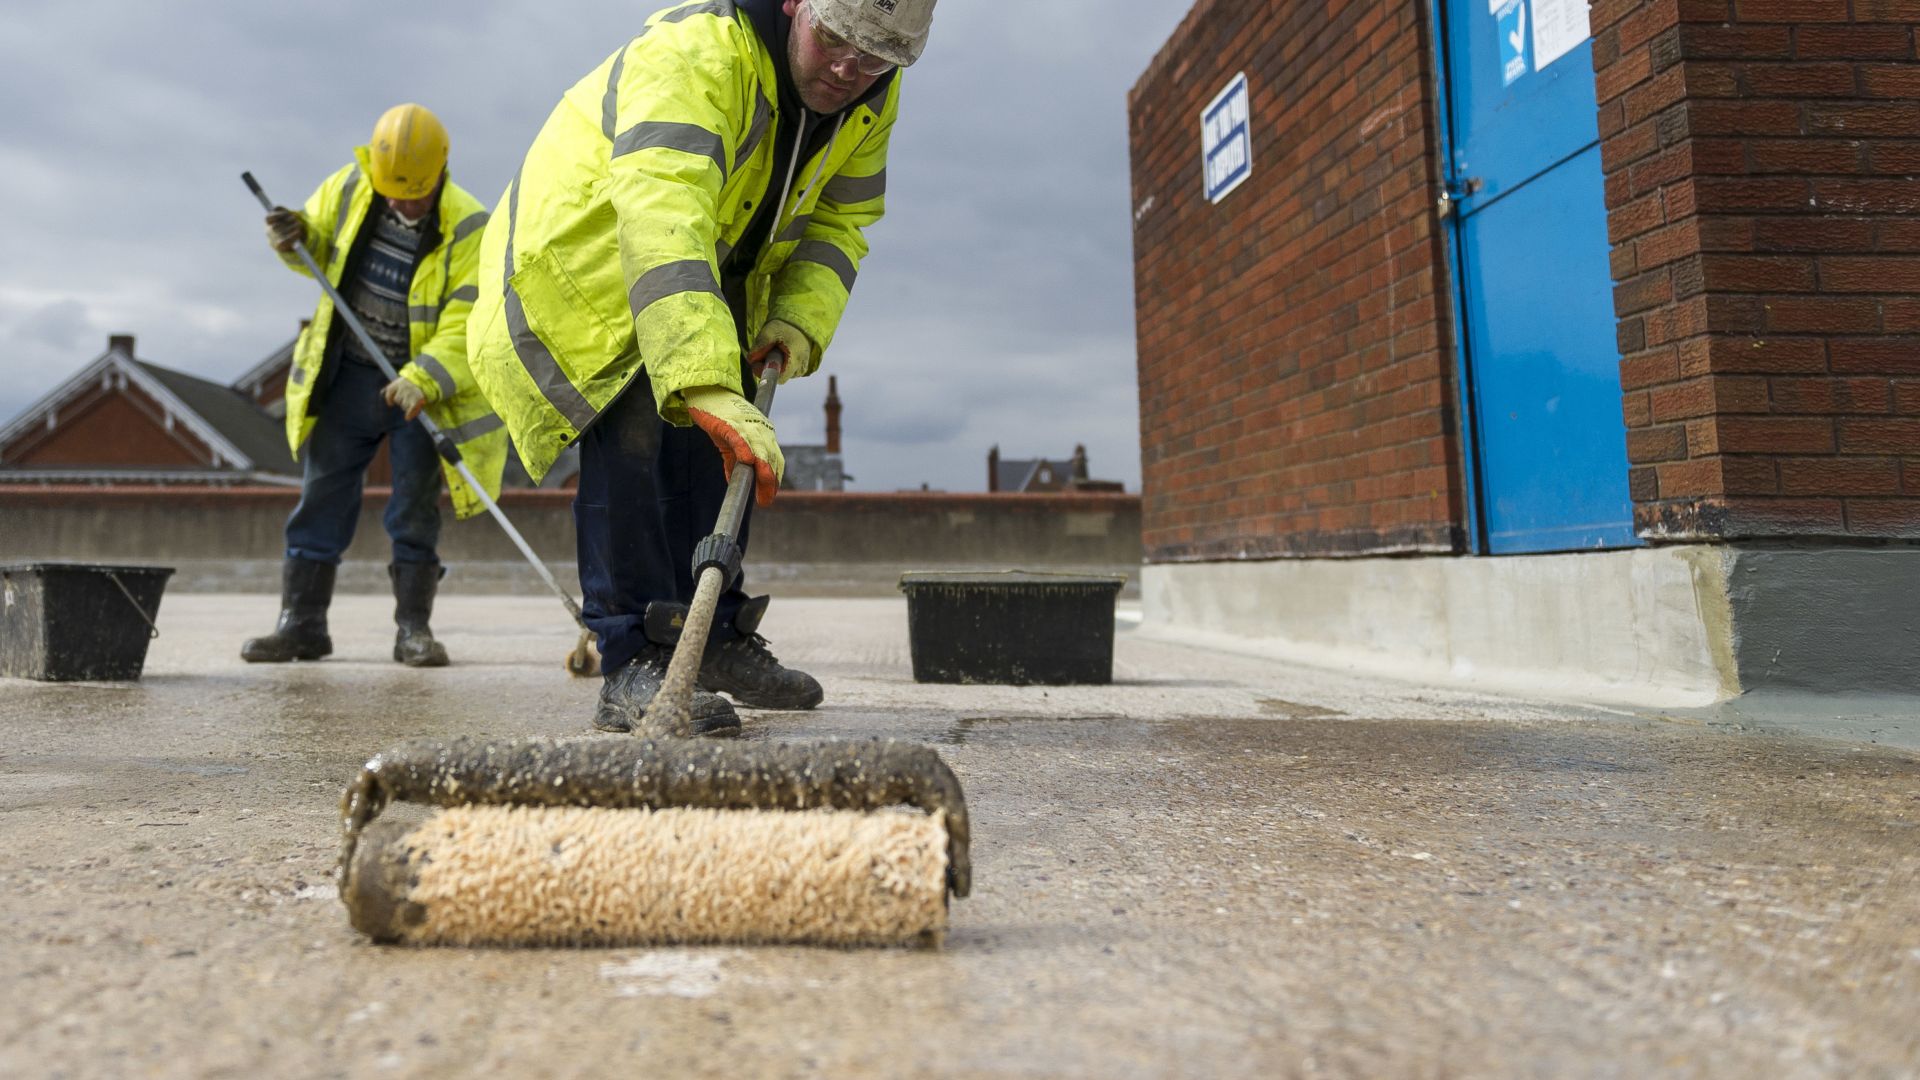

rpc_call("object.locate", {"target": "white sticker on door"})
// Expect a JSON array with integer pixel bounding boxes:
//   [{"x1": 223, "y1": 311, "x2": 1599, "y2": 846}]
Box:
[{"x1": 1531, "y1": 0, "x2": 1592, "y2": 71}]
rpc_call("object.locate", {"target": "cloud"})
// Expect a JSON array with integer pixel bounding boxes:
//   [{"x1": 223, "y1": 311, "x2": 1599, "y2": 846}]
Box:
[
  {"x1": 11, "y1": 298, "x2": 93, "y2": 352},
  {"x1": 0, "y1": 0, "x2": 1190, "y2": 492}
]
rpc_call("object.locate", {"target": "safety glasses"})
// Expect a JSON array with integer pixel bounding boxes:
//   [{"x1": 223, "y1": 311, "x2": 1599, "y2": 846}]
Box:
[{"x1": 805, "y1": 6, "x2": 896, "y2": 77}]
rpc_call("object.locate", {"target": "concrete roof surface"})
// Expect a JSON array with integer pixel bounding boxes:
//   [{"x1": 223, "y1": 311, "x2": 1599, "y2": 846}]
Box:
[{"x1": 3, "y1": 595, "x2": 1917, "y2": 1076}]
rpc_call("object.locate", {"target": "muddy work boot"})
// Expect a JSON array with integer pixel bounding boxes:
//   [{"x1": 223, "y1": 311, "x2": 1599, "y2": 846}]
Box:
[
  {"x1": 593, "y1": 645, "x2": 740, "y2": 737},
  {"x1": 699, "y1": 633, "x2": 824, "y2": 710},
  {"x1": 389, "y1": 562, "x2": 450, "y2": 668},
  {"x1": 240, "y1": 557, "x2": 336, "y2": 663}
]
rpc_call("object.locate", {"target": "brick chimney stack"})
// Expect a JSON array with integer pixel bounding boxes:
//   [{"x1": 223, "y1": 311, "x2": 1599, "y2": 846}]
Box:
[
  {"x1": 987, "y1": 444, "x2": 1000, "y2": 493},
  {"x1": 824, "y1": 375, "x2": 842, "y2": 454},
  {"x1": 108, "y1": 334, "x2": 135, "y2": 357}
]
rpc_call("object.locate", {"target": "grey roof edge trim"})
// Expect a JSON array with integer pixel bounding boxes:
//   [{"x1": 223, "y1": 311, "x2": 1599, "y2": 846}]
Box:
[
  {"x1": 0, "y1": 345, "x2": 208, "y2": 451},
  {"x1": 117, "y1": 359, "x2": 257, "y2": 470},
  {"x1": 231, "y1": 336, "x2": 299, "y2": 393},
  {"x1": 0, "y1": 468, "x2": 303, "y2": 487},
  {"x1": 0, "y1": 348, "x2": 122, "y2": 452}
]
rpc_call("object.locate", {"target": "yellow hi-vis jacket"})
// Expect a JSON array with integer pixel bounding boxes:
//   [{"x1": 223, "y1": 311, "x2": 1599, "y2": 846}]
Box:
[
  {"x1": 467, "y1": 0, "x2": 896, "y2": 482},
  {"x1": 278, "y1": 148, "x2": 506, "y2": 519}
]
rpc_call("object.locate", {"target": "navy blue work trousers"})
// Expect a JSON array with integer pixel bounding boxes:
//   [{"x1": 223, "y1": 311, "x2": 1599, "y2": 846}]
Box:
[
  {"x1": 575, "y1": 372, "x2": 753, "y2": 675},
  {"x1": 284, "y1": 359, "x2": 442, "y2": 566}
]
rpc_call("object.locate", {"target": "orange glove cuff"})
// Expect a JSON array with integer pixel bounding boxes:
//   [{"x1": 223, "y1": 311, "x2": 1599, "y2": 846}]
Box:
[{"x1": 689, "y1": 406, "x2": 779, "y2": 507}]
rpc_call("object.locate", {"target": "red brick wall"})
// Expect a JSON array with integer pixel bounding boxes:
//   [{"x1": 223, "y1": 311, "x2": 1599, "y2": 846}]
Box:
[
  {"x1": 1129, "y1": 0, "x2": 1464, "y2": 561},
  {"x1": 1596, "y1": 0, "x2": 1920, "y2": 538},
  {"x1": 3, "y1": 388, "x2": 212, "y2": 468}
]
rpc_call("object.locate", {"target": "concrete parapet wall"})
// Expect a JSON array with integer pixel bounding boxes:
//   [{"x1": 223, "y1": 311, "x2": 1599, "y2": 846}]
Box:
[
  {"x1": 1143, "y1": 544, "x2": 1920, "y2": 705},
  {"x1": 0, "y1": 486, "x2": 1142, "y2": 596},
  {"x1": 1143, "y1": 549, "x2": 1727, "y2": 706}
]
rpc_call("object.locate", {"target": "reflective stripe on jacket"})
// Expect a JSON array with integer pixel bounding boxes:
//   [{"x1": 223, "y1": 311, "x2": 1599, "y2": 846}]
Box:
[
  {"x1": 279, "y1": 150, "x2": 505, "y2": 519},
  {"x1": 467, "y1": 0, "x2": 895, "y2": 482}
]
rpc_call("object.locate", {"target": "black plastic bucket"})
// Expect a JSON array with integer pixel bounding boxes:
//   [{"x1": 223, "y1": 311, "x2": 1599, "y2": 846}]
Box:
[
  {"x1": 0, "y1": 563, "x2": 174, "y2": 681},
  {"x1": 899, "y1": 571, "x2": 1128, "y2": 685}
]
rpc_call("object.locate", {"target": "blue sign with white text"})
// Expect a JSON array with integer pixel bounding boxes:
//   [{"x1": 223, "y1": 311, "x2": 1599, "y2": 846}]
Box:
[
  {"x1": 1202, "y1": 73, "x2": 1252, "y2": 204},
  {"x1": 1495, "y1": 0, "x2": 1530, "y2": 86}
]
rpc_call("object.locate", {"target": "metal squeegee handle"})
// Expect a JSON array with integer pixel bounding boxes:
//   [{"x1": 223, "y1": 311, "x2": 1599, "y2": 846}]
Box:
[{"x1": 240, "y1": 171, "x2": 585, "y2": 627}]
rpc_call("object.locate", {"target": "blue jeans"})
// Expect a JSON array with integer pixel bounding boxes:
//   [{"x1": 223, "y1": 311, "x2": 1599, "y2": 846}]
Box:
[
  {"x1": 284, "y1": 359, "x2": 442, "y2": 566},
  {"x1": 575, "y1": 372, "x2": 753, "y2": 675}
]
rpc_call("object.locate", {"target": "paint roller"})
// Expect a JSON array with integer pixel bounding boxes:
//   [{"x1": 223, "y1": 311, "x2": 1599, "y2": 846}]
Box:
[{"x1": 337, "y1": 735, "x2": 972, "y2": 947}]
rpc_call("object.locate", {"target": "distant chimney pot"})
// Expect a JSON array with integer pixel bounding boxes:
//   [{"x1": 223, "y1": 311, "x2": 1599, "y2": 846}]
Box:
[
  {"x1": 823, "y1": 375, "x2": 843, "y2": 455},
  {"x1": 108, "y1": 334, "x2": 135, "y2": 356}
]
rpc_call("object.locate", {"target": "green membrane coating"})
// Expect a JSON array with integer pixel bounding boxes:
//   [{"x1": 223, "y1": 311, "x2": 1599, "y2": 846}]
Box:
[{"x1": 340, "y1": 735, "x2": 971, "y2": 897}]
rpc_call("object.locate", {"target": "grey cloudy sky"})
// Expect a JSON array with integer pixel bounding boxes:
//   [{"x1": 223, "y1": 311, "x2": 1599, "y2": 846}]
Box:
[{"x1": 0, "y1": 1, "x2": 1192, "y2": 492}]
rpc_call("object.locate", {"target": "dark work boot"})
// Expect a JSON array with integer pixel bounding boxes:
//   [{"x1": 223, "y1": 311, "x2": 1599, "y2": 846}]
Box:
[
  {"x1": 390, "y1": 562, "x2": 450, "y2": 668},
  {"x1": 699, "y1": 633, "x2": 824, "y2": 710},
  {"x1": 240, "y1": 557, "x2": 336, "y2": 663},
  {"x1": 593, "y1": 645, "x2": 740, "y2": 737}
]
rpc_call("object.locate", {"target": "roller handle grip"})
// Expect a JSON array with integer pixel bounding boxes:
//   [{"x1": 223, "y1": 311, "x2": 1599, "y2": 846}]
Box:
[
  {"x1": 707, "y1": 355, "x2": 782, "y2": 548},
  {"x1": 241, "y1": 171, "x2": 272, "y2": 211}
]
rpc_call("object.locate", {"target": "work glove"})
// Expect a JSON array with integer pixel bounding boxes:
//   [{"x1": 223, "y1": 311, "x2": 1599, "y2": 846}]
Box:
[
  {"x1": 749, "y1": 319, "x2": 815, "y2": 384},
  {"x1": 683, "y1": 385, "x2": 785, "y2": 507},
  {"x1": 382, "y1": 376, "x2": 428, "y2": 421},
  {"x1": 265, "y1": 206, "x2": 306, "y2": 253}
]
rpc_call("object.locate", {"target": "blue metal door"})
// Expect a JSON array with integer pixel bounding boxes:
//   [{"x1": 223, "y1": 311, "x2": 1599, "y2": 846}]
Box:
[{"x1": 1439, "y1": 0, "x2": 1638, "y2": 552}]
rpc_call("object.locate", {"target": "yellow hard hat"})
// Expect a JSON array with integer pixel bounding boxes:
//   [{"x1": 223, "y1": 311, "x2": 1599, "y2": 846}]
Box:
[{"x1": 367, "y1": 104, "x2": 448, "y2": 200}]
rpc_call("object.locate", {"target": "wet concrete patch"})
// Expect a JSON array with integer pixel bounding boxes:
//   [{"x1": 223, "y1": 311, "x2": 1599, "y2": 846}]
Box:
[{"x1": 1256, "y1": 697, "x2": 1347, "y2": 719}]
